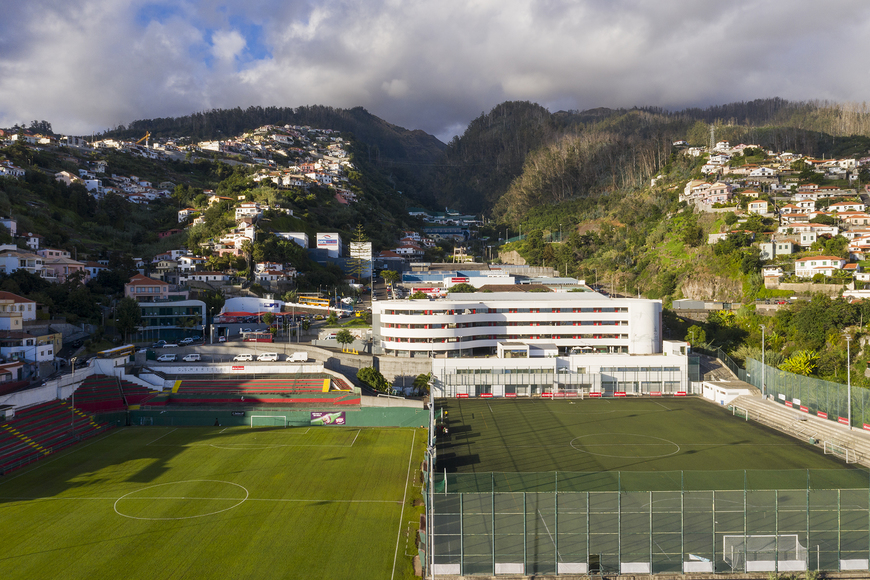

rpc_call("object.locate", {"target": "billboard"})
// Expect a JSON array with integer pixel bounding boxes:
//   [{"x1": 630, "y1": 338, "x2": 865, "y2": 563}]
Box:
[
  {"x1": 310, "y1": 411, "x2": 346, "y2": 426},
  {"x1": 316, "y1": 233, "x2": 342, "y2": 258}
]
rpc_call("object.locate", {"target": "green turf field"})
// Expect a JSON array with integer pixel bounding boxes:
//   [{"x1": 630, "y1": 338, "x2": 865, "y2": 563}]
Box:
[
  {"x1": 435, "y1": 398, "x2": 868, "y2": 490},
  {"x1": 0, "y1": 426, "x2": 425, "y2": 580}
]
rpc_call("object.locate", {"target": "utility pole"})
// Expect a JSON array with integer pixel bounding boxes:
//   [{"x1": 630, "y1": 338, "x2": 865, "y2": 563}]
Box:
[{"x1": 760, "y1": 325, "x2": 765, "y2": 398}]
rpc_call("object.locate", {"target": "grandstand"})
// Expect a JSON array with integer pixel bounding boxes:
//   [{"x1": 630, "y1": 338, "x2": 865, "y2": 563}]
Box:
[
  {"x1": 152, "y1": 375, "x2": 361, "y2": 408},
  {"x1": 0, "y1": 400, "x2": 110, "y2": 474}
]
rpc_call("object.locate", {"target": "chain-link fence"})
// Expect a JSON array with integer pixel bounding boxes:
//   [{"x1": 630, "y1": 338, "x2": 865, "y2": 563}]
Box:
[
  {"x1": 428, "y1": 470, "x2": 870, "y2": 575},
  {"x1": 745, "y1": 358, "x2": 870, "y2": 428}
]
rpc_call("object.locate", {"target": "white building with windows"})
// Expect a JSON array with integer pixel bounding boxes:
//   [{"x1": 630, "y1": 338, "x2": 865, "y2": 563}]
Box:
[{"x1": 372, "y1": 292, "x2": 662, "y2": 358}]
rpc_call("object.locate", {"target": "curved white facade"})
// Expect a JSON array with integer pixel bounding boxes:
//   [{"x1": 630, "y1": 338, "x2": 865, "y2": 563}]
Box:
[{"x1": 372, "y1": 292, "x2": 662, "y2": 357}]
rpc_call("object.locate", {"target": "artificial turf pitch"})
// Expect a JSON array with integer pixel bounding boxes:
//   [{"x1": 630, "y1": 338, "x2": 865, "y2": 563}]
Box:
[
  {"x1": 0, "y1": 426, "x2": 425, "y2": 580},
  {"x1": 435, "y1": 397, "x2": 867, "y2": 490}
]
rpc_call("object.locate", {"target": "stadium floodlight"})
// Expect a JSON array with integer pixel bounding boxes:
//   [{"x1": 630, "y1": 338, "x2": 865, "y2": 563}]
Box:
[
  {"x1": 845, "y1": 332, "x2": 852, "y2": 430},
  {"x1": 760, "y1": 325, "x2": 765, "y2": 398}
]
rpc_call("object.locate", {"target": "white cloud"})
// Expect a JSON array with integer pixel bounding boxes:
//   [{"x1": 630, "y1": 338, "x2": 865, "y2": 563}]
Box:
[
  {"x1": 2, "y1": 0, "x2": 870, "y2": 140},
  {"x1": 211, "y1": 30, "x2": 247, "y2": 62}
]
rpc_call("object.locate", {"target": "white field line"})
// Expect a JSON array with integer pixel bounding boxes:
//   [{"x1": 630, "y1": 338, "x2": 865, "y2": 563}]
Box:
[
  {"x1": 350, "y1": 429, "x2": 361, "y2": 447},
  {"x1": 391, "y1": 429, "x2": 416, "y2": 580},
  {"x1": 0, "y1": 495, "x2": 400, "y2": 504},
  {"x1": 0, "y1": 428, "x2": 125, "y2": 487},
  {"x1": 219, "y1": 427, "x2": 230, "y2": 434},
  {"x1": 145, "y1": 428, "x2": 177, "y2": 446}
]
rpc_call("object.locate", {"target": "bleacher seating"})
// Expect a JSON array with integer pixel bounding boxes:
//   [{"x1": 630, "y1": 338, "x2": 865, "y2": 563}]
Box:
[
  {"x1": 176, "y1": 376, "x2": 329, "y2": 395},
  {"x1": 71, "y1": 375, "x2": 125, "y2": 413},
  {"x1": 119, "y1": 379, "x2": 159, "y2": 406},
  {"x1": 0, "y1": 400, "x2": 110, "y2": 474},
  {"x1": 163, "y1": 375, "x2": 360, "y2": 408}
]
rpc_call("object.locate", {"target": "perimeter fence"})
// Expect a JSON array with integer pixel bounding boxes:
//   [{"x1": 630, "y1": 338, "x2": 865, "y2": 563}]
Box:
[
  {"x1": 427, "y1": 470, "x2": 870, "y2": 575},
  {"x1": 745, "y1": 357, "x2": 870, "y2": 428}
]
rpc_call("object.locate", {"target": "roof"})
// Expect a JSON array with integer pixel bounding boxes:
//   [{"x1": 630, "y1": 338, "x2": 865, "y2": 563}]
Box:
[
  {"x1": 795, "y1": 256, "x2": 844, "y2": 262},
  {"x1": 0, "y1": 291, "x2": 33, "y2": 305},
  {"x1": 126, "y1": 274, "x2": 168, "y2": 287}
]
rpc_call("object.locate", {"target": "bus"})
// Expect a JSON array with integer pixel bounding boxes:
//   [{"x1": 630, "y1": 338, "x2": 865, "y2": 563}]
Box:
[
  {"x1": 298, "y1": 296, "x2": 330, "y2": 307},
  {"x1": 242, "y1": 331, "x2": 274, "y2": 343}
]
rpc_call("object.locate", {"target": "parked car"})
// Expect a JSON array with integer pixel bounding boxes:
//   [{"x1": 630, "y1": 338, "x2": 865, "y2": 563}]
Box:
[
  {"x1": 288, "y1": 352, "x2": 308, "y2": 363},
  {"x1": 324, "y1": 333, "x2": 337, "y2": 340},
  {"x1": 242, "y1": 328, "x2": 253, "y2": 333},
  {"x1": 179, "y1": 337, "x2": 195, "y2": 345},
  {"x1": 157, "y1": 354, "x2": 177, "y2": 362},
  {"x1": 162, "y1": 343, "x2": 179, "y2": 348},
  {"x1": 151, "y1": 340, "x2": 167, "y2": 348},
  {"x1": 233, "y1": 353, "x2": 253, "y2": 361},
  {"x1": 218, "y1": 335, "x2": 227, "y2": 343},
  {"x1": 182, "y1": 353, "x2": 201, "y2": 362},
  {"x1": 257, "y1": 353, "x2": 279, "y2": 362}
]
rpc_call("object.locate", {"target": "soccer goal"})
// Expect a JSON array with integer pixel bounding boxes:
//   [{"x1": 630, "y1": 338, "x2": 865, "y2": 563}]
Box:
[
  {"x1": 250, "y1": 415, "x2": 287, "y2": 428},
  {"x1": 731, "y1": 405, "x2": 749, "y2": 421},
  {"x1": 723, "y1": 534, "x2": 807, "y2": 572},
  {"x1": 823, "y1": 440, "x2": 859, "y2": 463}
]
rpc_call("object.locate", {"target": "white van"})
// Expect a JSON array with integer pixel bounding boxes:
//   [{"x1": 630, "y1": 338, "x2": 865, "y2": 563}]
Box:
[
  {"x1": 157, "y1": 354, "x2": 177, "y2": 362},
  {"x1": 257, "y1": 352, "x2": 279, "y2": 362},
  {"x1": 289, "y1": 352, "x2": 308, "y2": 363},
  {"x1": 233, "y1": 353, "x2": 253, "y2": 362}
]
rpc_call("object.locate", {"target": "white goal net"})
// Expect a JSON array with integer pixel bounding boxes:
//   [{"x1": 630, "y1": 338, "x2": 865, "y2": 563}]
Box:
[
  {"x1": 824, "y1": 440, "x2": 859, "y2": 463},
  {"x1": 723, "y1": 534, "x2": 806, "y2": 572}
]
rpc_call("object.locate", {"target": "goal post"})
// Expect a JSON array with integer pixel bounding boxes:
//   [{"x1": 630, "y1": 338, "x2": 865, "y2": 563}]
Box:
[
  {"x1": 250, "y1": 415, "x2": 287, "y2": 428},
  {"x1": 823, "y1": 440, "x2": 858, "y2": 463},
  {"x1": 731, "y1": 405, "x2": 749, "y2": 421}
]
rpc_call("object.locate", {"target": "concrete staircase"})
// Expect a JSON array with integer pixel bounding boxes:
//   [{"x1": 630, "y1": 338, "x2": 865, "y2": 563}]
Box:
[{"x1": 732, "y1": 394, "x2": 870, "y2": 468}]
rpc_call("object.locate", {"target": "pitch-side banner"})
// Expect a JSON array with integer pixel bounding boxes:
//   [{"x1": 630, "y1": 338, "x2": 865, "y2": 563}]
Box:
[{"x1": 311, "y1": 411, "x2": 345, "y2": 426}]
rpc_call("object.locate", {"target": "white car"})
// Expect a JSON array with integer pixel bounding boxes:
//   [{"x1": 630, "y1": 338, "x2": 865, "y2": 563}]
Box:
[
  {"x1": 182, "y1": 353, "x2": 201, "y2": 362},
  {"x1": 233, "y1": 353, "x2": 253, "y2": 362},
  {"x1": 218, "y1": 335, "x2": 227, "y2": 343},
  {"x1": 156, "y1": 354, "x2": 176, "y2": 362},
  {"x1": 257, "y1": 353, "x2": 279, "y2": 362},
  {"x1": 179, "y1": 337, "x2": 195, "y2": 345}
]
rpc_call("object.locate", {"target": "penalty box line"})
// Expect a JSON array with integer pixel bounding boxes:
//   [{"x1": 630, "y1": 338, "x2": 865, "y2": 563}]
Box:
[{"x1": 0, "y1": 494, "x2": 402, "y2": 504}]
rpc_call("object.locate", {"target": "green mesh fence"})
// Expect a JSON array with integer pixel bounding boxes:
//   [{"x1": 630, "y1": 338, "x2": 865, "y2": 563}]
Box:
[
  {"x1": 428, "y1": 470, "x2": 870, "y2": 575},
  {"x1": 745, "y1": 358, "x2": 870, "y2": 428}
]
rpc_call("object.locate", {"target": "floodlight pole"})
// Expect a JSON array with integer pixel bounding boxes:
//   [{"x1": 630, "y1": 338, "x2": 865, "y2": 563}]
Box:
[
  {"x1": 846, "y1": 333, "x2": 852, "y2": 430},
  {"x1": 70, "y1": 356, "x2": 77, "y2": 438},
  {"x1": 760, "y1": 325, "x2": 765, "y2": 398}
]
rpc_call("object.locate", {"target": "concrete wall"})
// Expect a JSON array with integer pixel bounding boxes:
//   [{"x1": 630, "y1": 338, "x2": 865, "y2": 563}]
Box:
[{"x1": 763, "y1": 281, "x2": 845, "y2": 296}]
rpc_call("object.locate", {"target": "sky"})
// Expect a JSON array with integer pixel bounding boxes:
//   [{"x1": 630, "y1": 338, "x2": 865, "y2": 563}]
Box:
[{"x1": 2, "y1": 0, "x2": 870, "y2": 143}]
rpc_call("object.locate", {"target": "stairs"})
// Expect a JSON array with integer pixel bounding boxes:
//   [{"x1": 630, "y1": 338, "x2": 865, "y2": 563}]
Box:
[{"x1": 732, "y1": 395, "x2": 870, "y2": 467}]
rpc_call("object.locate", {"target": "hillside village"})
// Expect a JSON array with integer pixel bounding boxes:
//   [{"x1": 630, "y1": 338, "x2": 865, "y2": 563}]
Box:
[{"x1": 676, "y1": 139, "x2": 870, "y2": 292}]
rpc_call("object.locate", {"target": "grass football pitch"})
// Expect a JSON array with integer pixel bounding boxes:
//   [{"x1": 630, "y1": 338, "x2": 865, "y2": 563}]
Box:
[
  {"x1": 436, "y1": 397, "x2": 868, "y2": 491},
  {"x1": 0, "y1": 426, "x2": 425, "y2": 580}
]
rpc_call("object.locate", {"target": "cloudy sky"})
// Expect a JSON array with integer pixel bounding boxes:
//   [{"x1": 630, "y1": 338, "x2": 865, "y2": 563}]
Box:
[{"x1": 2, "y1": 0, "x2": 870, "y2": 142}]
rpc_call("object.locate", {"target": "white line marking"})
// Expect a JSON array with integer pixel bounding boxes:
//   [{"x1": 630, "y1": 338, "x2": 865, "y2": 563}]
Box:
[
  {"x1": 0, "y1": 495, "x2": 400, "y2": 504},
  {"x1": 114, "y1": 480, "x2": 249, "y2": 520},
  {"x1": 537, "y1": 508, "x2": 562, "y2": 562},
  {"x1": 0, "y1": 428, "x2": 124, "y2": 487},
  {"x1": 350, "y1": 429, "x2": 361, "y2": 447},
  {"x1": 219, "y1": 427, "x2": 230, "y2": 434},
  {"x1": 145, "y1": 428, "x2": 177, "y2": 446},
  {"x1": 391, "y1": 429, "x2": 416, "y2": 580}
]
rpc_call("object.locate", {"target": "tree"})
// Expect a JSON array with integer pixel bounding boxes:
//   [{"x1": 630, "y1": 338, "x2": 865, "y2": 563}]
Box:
[
  {"x1": 409, "y1": 291, "x2": 428, "y2": 299},
  {"x1": 685, "y1": 325, "x2": 706, "y2": 345},
  {"x1": 449, "y1": 283, "x2": 476, "y2": 293},
  {"x1": 115, "y1": 297, "x2": 142, "y2": 343},
  {"x1": 335, "y1": 329, "x2": 354, "y2": 349},
  {"x1": 380, "y1": 270, "x2": 399, "y2": 288},
  {"x1": 682, "y1": 225, "x2": 705, "y2": 247},
  {"x1": 412, "y1": 372, "x2": 432, "y2": 395},
  {"x1": 357, "y1": 366, "x2": 390, "y2": 393},
  {"x1": 780, "y1": 350, "x2": 819, "y2": 376}
]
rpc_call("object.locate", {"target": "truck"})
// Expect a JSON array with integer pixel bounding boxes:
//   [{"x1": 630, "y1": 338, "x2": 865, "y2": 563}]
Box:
[{"x1": 288, "y1": 352, "x2": 308, "y2": 363}]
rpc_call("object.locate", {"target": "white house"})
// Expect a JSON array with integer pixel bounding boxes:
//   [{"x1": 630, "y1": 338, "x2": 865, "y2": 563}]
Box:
[{"x1": 794, "y1": 255, "x2": 846, "y2": 278}]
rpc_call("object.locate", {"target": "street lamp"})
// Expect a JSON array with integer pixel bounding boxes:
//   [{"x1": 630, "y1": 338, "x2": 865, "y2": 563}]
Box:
[
  {"x1": 760, "y1": 325, "x2": 765, "y2": 398},
  {"x1": 845, "y1": 332, "x2": 852, "y2": 430},
  {"x1": 70, "y1": 356, "x2": 77, "y2": 438}
]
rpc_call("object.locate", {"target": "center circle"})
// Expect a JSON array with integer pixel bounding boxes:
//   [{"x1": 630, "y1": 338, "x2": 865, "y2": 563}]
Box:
[
  {"x1": 569, "y1": 434, "x2": 680, "y2": 458},
  {"x1": 114, "y1": 480, "x2": 249, "y2": 521}
]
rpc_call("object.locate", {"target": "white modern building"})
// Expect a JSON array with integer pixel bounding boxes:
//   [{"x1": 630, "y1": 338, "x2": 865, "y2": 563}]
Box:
[
  {"x1": 431, "y1": 339, "x2": 690, "y2": 397},
  {"x1": 372, "y1": 292, "x2": 662, "y2": 358},
  {"x1": 316, "y1": 232, "x2": 343, "y2": 258}
]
